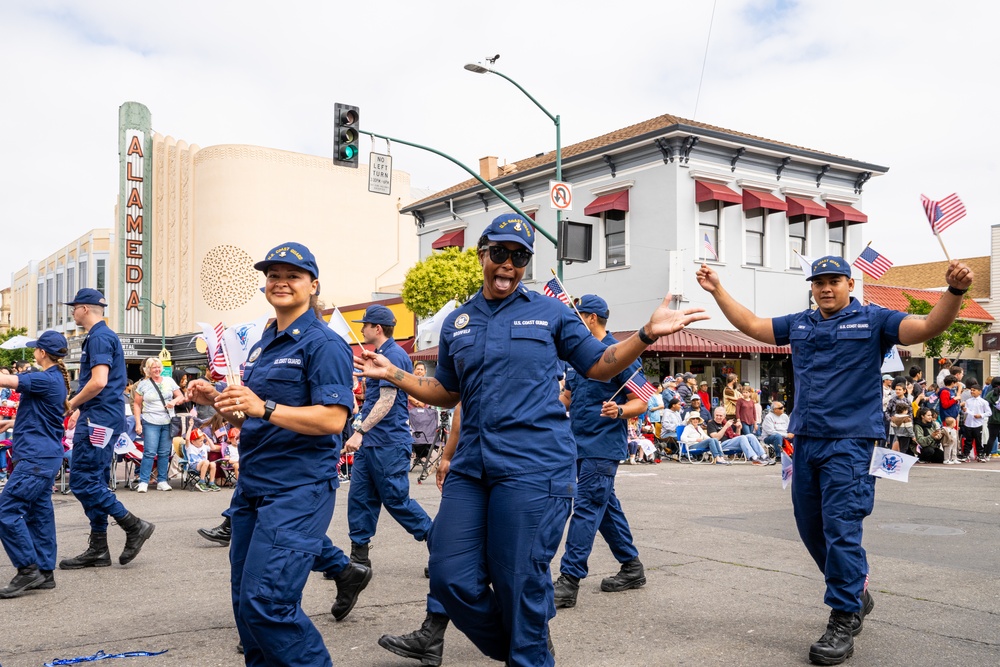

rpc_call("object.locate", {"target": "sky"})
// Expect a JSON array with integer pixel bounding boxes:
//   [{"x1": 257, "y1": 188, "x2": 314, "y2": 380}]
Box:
[{"x1": 1, "y1": 0, "x2": 996, "y2": 289}]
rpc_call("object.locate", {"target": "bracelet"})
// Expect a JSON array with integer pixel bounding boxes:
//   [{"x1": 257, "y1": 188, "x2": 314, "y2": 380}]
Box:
[
  {"x1": 947, "y1": 285, "x2": 968, "y2": 296},
  {"x1": 637, "y1": 325, "x2": 657, "y2": 346}
]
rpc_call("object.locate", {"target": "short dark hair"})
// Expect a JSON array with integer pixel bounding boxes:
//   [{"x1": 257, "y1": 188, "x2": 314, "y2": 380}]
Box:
[
  {"x1": 414, "y1": 361, "x2": 426, "y2": 370},
  {"x1": 943, "y1": 374, "x2": 958, "y2": 386},
  {"x1": 909, "y1": 365, "x2": 922, "y2": 379},
  {"x1": 668, "y1": 398, "x2": 680, "y2": 407},
  {"x1": 950, "y1": 365, "x2": 963, "y2": 374}
]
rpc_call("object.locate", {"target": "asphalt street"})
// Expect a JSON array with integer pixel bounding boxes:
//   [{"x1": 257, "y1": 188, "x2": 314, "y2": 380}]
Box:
[{"x1": 1, "y1": 459, "x2": 998, "y2": 667}]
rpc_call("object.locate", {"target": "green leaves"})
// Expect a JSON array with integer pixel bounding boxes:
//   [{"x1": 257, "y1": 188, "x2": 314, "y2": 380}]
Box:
[
  {"x1": 401, "y1": 247, "x2": 482, "y2": 318},
  {"x1": 903, "y1": 293, "x2": 988, "y2": 362}
]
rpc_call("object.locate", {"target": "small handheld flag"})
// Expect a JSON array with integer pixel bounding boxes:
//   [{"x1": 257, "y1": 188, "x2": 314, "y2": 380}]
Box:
[
  {"x1": 89, "y1": 424, "x2": 113, "y2": 449},
  {"x1": 921, "y1": 193, "x2": 966, "y2": 234},
  {"x1": 853, "y1": 246, "x2": 894, "y2": 280},
  {"x1": 703, "y1": 234, "x2": 718, "y2": 261},
  {"x1": 626, "y1": 374, "x2": 658, "y2": 402},
  {"x1": 869, "y1": 446, "x2": 918, "y2": 483},
  {"x1": 781, "y1": 451, "x2": 793, "y2": 490},
  {"x1": 542, "y1": 278, "x2": 571, "y2": 305}
]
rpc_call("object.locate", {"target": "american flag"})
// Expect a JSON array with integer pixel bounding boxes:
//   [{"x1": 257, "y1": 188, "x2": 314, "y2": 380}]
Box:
[
  {"x1": 853, "y1": 246, "x2": 894, "y2": 280},
  {"x1": 90, "y1": 424, "x2": 113, "y2": 448},
  {"x1": 210, "y1": 322, "x2": 227, "y2": 381},
  {"x1": 921, "y1": 193, "x2": 966, "y2": 234},
  {"x1": 542, "y1": 278, "x2": 570, "y2": 305},
  {"x1": 703, "y1": 233, "x2": 718, "y2": 261},
  {"x1": 626, "y1": 373, "x2": 658, "y2": 402}
]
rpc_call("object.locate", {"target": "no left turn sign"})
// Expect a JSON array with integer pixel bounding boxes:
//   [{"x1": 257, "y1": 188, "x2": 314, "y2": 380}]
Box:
[{"x1": 549, "y1": 181, "x2": 572, "y2": 211}]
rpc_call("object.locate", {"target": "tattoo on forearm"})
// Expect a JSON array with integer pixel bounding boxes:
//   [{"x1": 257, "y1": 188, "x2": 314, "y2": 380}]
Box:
[
  {"x1": 602, "y1": 346, "x2": 618, "y2": 365},
  {"x1": 362, "y1": 388, "x2": 397, "y2": 430},
  {"x1": 392, "y1": 370, "x2": 405, "y2": 381},
  {"x1": 416, "y1": 376, "x2": 442, "y2": 389},
  {"x1": 906, "y1": 315, "x2": 928, "y2": 321}
]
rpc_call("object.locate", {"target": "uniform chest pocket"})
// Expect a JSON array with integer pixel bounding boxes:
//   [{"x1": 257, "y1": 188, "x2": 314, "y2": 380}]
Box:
[
  {"x1": 509, "y1": 326, "x2": 551, "y2": 379},
  {"x1": 836, "y1": 329, "x2": 872, "y2": 340},
  {"x1": 448, "y1": 331, "x2": 479, "y2": 377},
  {"x1": 266, "y1": 365, "x2": 305, "y2": 382}
]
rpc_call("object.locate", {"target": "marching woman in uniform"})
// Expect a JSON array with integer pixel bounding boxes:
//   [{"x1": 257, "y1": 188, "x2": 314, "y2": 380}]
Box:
[
  {"x1": 357, "y1": 213, "x2": 708, "y2": 667},
  {"x1": 0, "y1": 331, "x2": 70, "y2": 598},
  {"x1": 188, "y1": 242, "x2": 368, "y2": 667}
]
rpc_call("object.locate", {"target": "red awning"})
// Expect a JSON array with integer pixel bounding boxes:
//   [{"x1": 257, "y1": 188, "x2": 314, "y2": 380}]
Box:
[
  {"x1": 786, "y1": 196, "x2": 829, "y2": 219},
  {"x1": 612, "y1": 328, "x2": 790, "y2": 355},
  {"x1": 584, "y1": 190, "x2": 629, "y2": 217},
  {"x1": 410, "y1": 345, "x2": 439, "y2": 362},
  {"x1": 826, "y1": 202, "x2": 868, "y2": 224},
  {"x1": 695, "y1": 180, "x2": 741, "y2": 206},
  {"x1": 742, "y1": 189, "x2": 787, "y2": 212},
  {"x1": 431, "y1": 229, "x2": 465, "y2": 250}
]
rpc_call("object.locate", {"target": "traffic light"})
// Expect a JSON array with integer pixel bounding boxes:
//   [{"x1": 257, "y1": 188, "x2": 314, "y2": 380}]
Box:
[{"x1": 333, "y1": 103, "x2": 360, "y2": 168}]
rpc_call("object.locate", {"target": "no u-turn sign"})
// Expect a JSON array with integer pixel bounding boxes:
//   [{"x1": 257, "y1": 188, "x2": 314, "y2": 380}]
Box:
[{"x1": 549, "y1": 181, "x2": 572, "y2": 211}]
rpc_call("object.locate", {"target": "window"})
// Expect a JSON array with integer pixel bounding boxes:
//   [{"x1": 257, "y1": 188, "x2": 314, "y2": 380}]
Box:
[
  {"x1": 828, "y1": 221, "x2": 846, "y2": 258},
  {"x1": 66, "y1": 267, "x2": 75, "y2": 304},
  {"x1": 603, "y1": 210, "x2": 627, "y2": 268},
  {"x1": 698, "y1": 201, "x2": 722, "y2": 261},
  {"x1": 745, "y1": 210, "x2": 765, "y2": 266},
  {"x1": 56, "y1": 272, "x2": 64, "y2": 324},
  {"x1": 96, "y1": 258, "x2": 106, "y2": 292},
  {"x1": 522, "y1": 254, "x2": 534, "y2": 282},
  {"x1": 36, "y1": 282, "x2": 44, "y2": 331},
  {"x1": 78, "y1": 260, "x2": 88, "y2": 289},
  {"x1": 788, "y1": 218, "x2": 808, "y2": 268},
  {"x1": 46, "y1": 277, "x2": 54, "y2": 329}
]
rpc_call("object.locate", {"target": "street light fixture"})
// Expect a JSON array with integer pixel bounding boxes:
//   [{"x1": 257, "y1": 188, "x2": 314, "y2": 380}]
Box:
[
  {"x1": 464, "y1": 62, "x2": 565, "y2": 280},
  {"x1": 138, "y1": 297, "x2": 171, "y2": 367}
]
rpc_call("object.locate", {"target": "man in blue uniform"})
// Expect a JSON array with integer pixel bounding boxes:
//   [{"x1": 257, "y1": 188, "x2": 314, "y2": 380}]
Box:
[
  {"x1": 343, "y1": 305, "x2": 432, "y2": 570},
  {"x1": 357, "y1": 212, "x2": 709, "y2": 667},
  {"x1": 60, "y1": 289, "x2": 154, "y2": 570},
  {"x1": 190, "y1": 242, "x2": 368, "y2": 666},
  {"x1": 698, "y1": 255, "x2": 973, "y2": 665},
  {"x1": 554, "y1": 294, "x2": 648, "y2": 609}
]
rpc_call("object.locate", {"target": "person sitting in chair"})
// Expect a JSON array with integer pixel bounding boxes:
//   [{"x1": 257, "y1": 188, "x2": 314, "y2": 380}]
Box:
[{"x1": 706, "y1": 407, "x2": 773, "y2": 465}]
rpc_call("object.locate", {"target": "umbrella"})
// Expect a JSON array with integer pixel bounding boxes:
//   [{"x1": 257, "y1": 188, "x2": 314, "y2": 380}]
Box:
[{"x1": 0, "y1": 335, "x2": 30, "y2": 350}]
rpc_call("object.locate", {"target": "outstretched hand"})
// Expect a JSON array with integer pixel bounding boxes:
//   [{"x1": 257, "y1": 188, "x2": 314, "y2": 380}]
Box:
[
  {"x1": 945, "y1": 261, "x2": 973, "y2": 291},
  {"x1": 695, "y1": 264, "x2": 720, "y2": 293},
  {"x1": 646, "y1": 294, "x2": 710, "y2": 339},
  {"x1": 354, "y1": 350, "x2": 394, "y2": 381}
]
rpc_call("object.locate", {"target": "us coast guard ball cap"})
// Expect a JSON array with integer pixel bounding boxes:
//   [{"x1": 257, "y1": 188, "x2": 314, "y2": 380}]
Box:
[
  {"x1": 807, "y1": 255, "x2": 852, "y2": 281},
  {"x1": 26, "y1": 330, "x2": 69, "y2": 357},
  {"x1": 483, "y1": 213, "x2": 535, "y2": 253},
  {"x1": 63, "y1": 288, "x2": 108, "y2": 307},
  {"x1": 575, "y1": 294, "x2": 610, "y2": 319},
  {"x1": 254, "y1": 242, "x2": 320, "y2": 278}
]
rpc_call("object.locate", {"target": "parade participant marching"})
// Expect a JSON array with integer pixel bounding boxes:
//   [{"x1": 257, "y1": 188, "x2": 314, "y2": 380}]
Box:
[
  {"x1": 697, "y1": 256, "x2": 973, "y2": 665},
  {"x1": 356, "y1": 212, "x2": 708, "y2": 667},
  {"x1": 188, "y1": 242, "x2": 368, "y2": 667},
  {"x1": 554, "y1": 294, "x2": 648, "y2": 609},
  {"x1": 60, "y1": 289, "x2": 154, "y2": 570},
  {"x1": 342, "y1": 304, "x2": 432, "y2": 570},
  {"x1": 0, "y1": 331, "x2": 71, "y2": 598}
]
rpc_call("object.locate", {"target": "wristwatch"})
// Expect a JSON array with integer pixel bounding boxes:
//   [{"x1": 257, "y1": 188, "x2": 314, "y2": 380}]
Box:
[
  {"x1": 617, "y1": 406, "x2": 624, "y2": 419},
  {"x1": 947, "y1": 285, "x2": 968, "y2": 296},
  {"x1": 262, "y1": 400, "x2": 277, "y2": 422},
  {"x1": 356, "y1": 426, "x2": 368, "y2": 436}
]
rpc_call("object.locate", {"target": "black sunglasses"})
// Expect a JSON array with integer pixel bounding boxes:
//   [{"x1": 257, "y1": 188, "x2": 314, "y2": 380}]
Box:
[{"x1": 487, "y1": 245, "x2": 532, "y2": 268}]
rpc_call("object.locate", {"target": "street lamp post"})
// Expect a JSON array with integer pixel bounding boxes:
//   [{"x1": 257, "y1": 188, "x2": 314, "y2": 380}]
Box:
[
  {"x1": 464, "y1": 63, "x2": 564, "y2": 281},
  {"x1": 138, "y1": 297, "x2": 171, "y2": 368}
]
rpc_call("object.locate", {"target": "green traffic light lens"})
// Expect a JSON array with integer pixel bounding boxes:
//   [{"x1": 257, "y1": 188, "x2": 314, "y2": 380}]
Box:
[{"x1": 342, "y1": 145, "x2": 357, "y2": 160}]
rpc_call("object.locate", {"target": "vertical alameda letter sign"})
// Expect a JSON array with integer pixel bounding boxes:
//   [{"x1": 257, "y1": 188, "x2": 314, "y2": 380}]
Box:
[{"x1": 118, "y1": 102, "x2": 152, "y2": 335}]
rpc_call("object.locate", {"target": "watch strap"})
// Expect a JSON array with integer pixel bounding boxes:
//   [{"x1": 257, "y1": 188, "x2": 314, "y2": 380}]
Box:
[
  {"x1": 638, "y1": 325, "x2": 657, "y2": 346},
  {"x1": 262, "y1": 400, "x2": 277, "y2": 422},
  {"x1": 947, "y1": 285, "x2": 969, "y2": 296}
]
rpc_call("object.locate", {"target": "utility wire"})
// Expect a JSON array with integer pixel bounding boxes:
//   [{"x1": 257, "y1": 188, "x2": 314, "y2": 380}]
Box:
[{"x1": 692, "y1": 0, "x2": 718, "y2": 120}]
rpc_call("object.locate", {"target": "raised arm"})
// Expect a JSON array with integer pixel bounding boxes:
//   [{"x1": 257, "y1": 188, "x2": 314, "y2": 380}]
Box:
[
  {"x1": 355, "y1": 352, "x2": 460, "y2": 409},
  {"x1": 696, "y1": 264, "x2": 776, "y2": 344},
  {"x1": 897, "y1": 261, "x2": 974, "y2": 345}
]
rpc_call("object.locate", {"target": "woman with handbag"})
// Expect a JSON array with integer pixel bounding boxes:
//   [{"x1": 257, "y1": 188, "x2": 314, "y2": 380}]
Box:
[{"x1": 132, "y1": 357, "x2": 184, "y2": 492}]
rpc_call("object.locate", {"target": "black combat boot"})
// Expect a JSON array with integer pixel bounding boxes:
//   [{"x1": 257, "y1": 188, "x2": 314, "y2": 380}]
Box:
[
  {"x1": 197, "y1": 516, "x2": 232, "y2": 546},
  {"x1": 553, "y1": 573, "x2": 580, "y2": 608},
  {"x1": 378, "y1": 612, "x2": 449, "y2": 666},
  {"x1": 0, "y1": 565, "x2": 46, "y2": 598},
  {"x1": 330, "y1": 562, "x2": 372, "y2": 621},
  {"x1": 117, "y1": 512, "x2": 155, "y2": 565},
  {"x1": 37, "y1": 569, "x2": 56, "y2": 590},
  {"x1": 600, "y1": 558, "x2": 646, "y2": 592},
  {"x1": 849, "y1": 590, "x2": 875, "y2": 636},
  {"x1": 59, "y1": 532, "x2": 112, "y2": 569},
  {"x1": 809, "y1": 610, "x2": 855, "y2": 665},
  {"x1": 350, "y1": 541, "x2": 372, "y2": 568}
]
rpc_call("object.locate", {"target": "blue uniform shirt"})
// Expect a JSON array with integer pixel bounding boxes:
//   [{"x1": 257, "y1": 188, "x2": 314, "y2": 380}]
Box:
[
  {"x1": 566, "y1": 333, "x2": 645, "y2": 461},
  {"x1": 360, "y1": 337, "x2": 413, "y2": 446},
  {"x1": 78, "y1": 320, "x2": 127, "y2": 433},
  {"x1": 435, "y1": 284, "x2": 607, "y2": 478},
  {"x1": 239, "y1": 309, "x2": 355, "y2": 496},
  {"x1": 11, "y1": 366, "x2": 67, "y2": 461},
  {"x1": 772, "y1": 298, "x2": 906, "y2": 439}
]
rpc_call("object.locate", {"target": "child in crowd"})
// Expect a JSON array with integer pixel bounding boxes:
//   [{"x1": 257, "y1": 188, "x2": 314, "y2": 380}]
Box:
[
  {"x1": 940, "y1": 417, "x2": 960, "y2": 464},
  {"x1": 186, "y1": 430, "x2": 219, "y2": 492},
  {"x1": 221, "y1": 427, "x2": 240, "y2": 480},
  {"x1": 961, "y1": 383, "x2": 990, "y2": 462},
  {"x1": 890, "y1": 401, "x2": 915, "y2": 456},
  {"x1": 736, "y1": 387, "x2": 758, "y2": 435}
]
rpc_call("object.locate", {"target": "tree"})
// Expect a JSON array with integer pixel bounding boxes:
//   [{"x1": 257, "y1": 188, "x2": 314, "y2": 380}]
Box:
[
  {"x1": 903, "y1": 294, "x2": 990, "y2": 362},
  {"x1": 0, "y1": 327, "x2": 29, "y2": 368},
  {"x1": 401, "y1": 247, "x2": 483, "y2": 319}
]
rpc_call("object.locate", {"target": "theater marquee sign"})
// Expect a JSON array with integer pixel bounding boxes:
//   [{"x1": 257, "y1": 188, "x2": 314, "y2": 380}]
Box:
[{"x1": 118, "y1": 102, "x2": 153, "y2": 335}]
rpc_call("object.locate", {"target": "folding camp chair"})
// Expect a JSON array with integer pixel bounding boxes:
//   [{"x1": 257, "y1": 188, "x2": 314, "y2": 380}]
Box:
[{"x1": 676, "y1": 424, "x2": 714, "y2": 464}]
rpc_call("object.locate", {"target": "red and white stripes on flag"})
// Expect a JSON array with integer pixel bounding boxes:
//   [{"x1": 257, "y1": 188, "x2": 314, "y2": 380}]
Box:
[
  {"x1": 626, "y1": 374, "x2": 658, "y2": 402},
  {"x1": 197, "y1": 322, "x2": 228, "y2": 381},
  {"x1": 853, "y1": 246, "x2": 894, "y2": 280},
  {"x1": 703, "y1": 233, "x2": 718, "y2": 261},
  {"x1": 921, "y1": 193, "x2": 966, "y2": 234},
  {"x1": 90, "y1": 424, "x2": 113, "y2": 449},
  {"x1": 542, "y1": 278, "x2": 571, "y2": 305}
]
